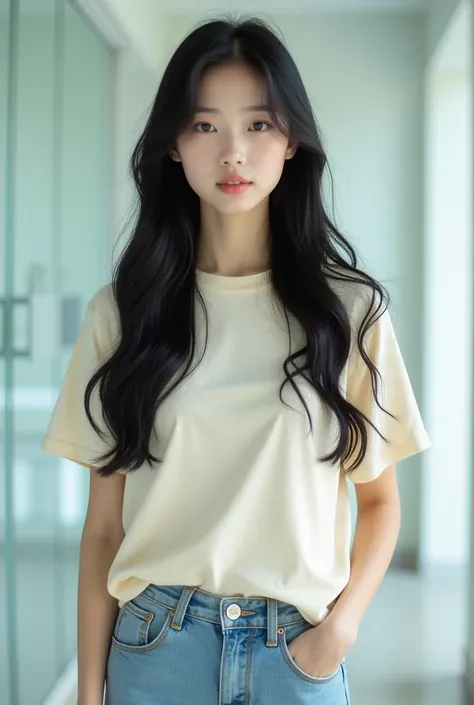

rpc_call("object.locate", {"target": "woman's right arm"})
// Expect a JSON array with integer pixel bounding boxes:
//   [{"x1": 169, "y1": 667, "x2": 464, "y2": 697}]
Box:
[{"x1": 77, "y1": 468, "x2": 126, "y2": 705}]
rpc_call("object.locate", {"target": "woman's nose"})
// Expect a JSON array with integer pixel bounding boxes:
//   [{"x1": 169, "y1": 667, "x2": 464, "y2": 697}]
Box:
[{"x1": 219, "y1": 139, "x2": 247, "y2": 167}]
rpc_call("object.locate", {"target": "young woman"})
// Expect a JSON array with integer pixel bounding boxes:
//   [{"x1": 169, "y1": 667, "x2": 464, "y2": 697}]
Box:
[{"x1": 42, "y1": 16, "x2": 431, "y2": 705}]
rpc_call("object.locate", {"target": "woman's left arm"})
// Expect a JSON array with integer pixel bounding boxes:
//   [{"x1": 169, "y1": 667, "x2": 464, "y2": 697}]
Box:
[
  {"x1": 288, "y1": 464, "x2": 402, "y2": 679},
  {"x1": 327, "y1": 462, "x2": 402, "y2": 638}
]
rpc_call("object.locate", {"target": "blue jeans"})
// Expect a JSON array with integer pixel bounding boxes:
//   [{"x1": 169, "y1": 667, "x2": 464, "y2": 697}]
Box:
[{"x1": 106, "y1": 584, "x2": 351, "y2": 704}]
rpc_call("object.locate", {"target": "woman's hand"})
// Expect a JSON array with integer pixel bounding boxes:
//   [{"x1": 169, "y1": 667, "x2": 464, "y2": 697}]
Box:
[{"x1": 287, "y1": 616, "x2": 358, "y2": 679}]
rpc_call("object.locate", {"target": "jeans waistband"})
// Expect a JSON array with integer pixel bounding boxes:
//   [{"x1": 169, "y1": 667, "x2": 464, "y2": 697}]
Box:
[{"x1": 141, "y1": 584, "x2": 307, "y2": 648}]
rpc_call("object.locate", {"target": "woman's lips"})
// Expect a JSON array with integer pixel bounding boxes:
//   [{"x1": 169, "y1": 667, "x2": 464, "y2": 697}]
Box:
[
  {"x1": 216, "y1": 176, "x2": 252, "y2": 195},
  {"x1": 217, "y1": 182, "x2": 251, "y2": 195},
  {"x1": 217, "y1": 175, "x2": 250, "y2": 185}
]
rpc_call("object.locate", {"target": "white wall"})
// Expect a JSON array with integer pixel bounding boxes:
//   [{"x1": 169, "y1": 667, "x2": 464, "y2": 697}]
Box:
[
  {"x1": 427, "y1": 0, "x2": 464, "y2": 60},
  {"x1": 107, "y1": 0, "x2": 167, "y2": 71},
  {"x1": 78, "y1": 0, "x2": 168, "y2": 72},
  {"x1": 113, "y1": 54, "x2": 159, "y2": 259},
  {"x1": 425, "y1": 0, "x2": 474, "y2": 696},
  {"x1": 76, "y1": 0, "x2": 170, "y2": 258},
  {"x1": 467, "y1": 1, "x2": 474, "y2": 698},
  {"x1": 422, "y1": 0, "x2": 472, "y2": 570}
]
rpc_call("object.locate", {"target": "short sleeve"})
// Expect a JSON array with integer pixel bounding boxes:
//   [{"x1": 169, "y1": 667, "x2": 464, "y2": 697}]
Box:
[
  {"x1": 343, "y1": 304, "x2": 431, "y2": 484},
  {"x1": 41, "y1": 284, "x2": 119, "y2": 468}
]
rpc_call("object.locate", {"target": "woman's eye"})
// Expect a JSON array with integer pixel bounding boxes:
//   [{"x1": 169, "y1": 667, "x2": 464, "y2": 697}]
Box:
[
  {"x1": 250, "y1": 121, "x2": 272, "y2": 132},
  {"x1": 195, "y1": 122, "x2": 215, "y2": 133}
]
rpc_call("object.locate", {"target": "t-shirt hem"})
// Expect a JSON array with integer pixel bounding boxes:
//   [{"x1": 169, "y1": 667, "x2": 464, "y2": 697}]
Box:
[
  {"x1": 42, "y1": 435, "x2": 102, "y2": 468},
  {"x1": 347, "y1": 433, "x2": 431, "y2": 484}
]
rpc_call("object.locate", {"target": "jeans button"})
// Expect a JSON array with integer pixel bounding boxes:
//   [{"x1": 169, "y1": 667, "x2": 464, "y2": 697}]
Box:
[{"x1": 226, "y1": 603, "x2": 241, "y2": 620}]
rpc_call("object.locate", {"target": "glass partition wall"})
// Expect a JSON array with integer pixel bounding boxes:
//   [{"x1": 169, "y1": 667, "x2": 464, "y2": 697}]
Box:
[{"x1": 1, "y1": 2, "x2": 113, "y2": 703}]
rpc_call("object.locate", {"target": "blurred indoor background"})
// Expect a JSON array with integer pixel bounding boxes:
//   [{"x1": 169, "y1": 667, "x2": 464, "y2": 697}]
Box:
[{"x1": 1, "y1": 1, "x2": 473, "y2": 704}]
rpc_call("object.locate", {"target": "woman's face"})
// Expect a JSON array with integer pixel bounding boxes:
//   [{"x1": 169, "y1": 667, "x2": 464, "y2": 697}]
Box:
[{"x1": 172, "y1": 61, "x2": 296, "y2": 215}]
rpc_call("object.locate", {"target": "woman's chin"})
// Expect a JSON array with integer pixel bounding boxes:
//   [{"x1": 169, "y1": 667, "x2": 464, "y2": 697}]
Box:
[{"x1": 203, "y1": 194, "x2": 267, "y2": 216}]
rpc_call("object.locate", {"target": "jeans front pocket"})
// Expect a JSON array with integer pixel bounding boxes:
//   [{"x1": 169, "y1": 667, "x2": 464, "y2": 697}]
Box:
[
  {"x1": 279, "y1": 619, "x2": 344, "y2": 685},
  {"x1": 111, "y1": 592, "x2": 174, "y2": 653}
]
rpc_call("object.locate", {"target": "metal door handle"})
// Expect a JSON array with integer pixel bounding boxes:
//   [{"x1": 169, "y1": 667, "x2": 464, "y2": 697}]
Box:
[{"x1": 0, "y1": 296, "x2": 31, "y2": 358}]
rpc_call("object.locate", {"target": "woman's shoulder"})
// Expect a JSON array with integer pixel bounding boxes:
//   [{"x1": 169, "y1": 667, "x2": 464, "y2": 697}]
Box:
[
  {"x1": 88, "y1": 282, "x2": 115, "y2": 311},
  {"x1": 323, "y1": 264, "x2": 383, "y2": 322},
  {"x1": 85, "y1": 282, "x2": 120, "y2": 344}
]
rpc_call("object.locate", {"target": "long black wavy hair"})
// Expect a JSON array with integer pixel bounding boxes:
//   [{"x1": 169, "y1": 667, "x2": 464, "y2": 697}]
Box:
[{"x1": 85, "y1": 15, "x2": 394, "y2": 478}]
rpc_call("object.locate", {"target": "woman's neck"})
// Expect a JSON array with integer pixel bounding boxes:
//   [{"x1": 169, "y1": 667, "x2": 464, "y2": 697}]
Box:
[{"x1": 196, "y1": 200, "x2": 270, "y2": 277}]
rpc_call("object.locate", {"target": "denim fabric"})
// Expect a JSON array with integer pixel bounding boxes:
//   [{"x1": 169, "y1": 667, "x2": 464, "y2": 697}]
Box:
[{"x1": 106, "y1": 584, "x2": 350, "y2": 705}]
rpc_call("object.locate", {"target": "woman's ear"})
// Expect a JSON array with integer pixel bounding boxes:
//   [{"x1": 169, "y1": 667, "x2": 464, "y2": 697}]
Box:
[
  {"x1": 285, "y1": 142, "x2": 298, "y2": 160},
  {"x1": 170, "y1": 146, "x2": 181, "y2": 162}
]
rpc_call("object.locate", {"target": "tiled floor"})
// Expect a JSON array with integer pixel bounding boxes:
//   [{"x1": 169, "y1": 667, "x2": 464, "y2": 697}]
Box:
[{"x1": 345, "y1": 568, "x2": 470, "y2": 704}]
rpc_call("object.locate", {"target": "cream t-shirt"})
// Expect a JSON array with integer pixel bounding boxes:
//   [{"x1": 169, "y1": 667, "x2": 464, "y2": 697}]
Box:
[{"x1": 42, "y1": 269, "x2": 431, "y2": 625}]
